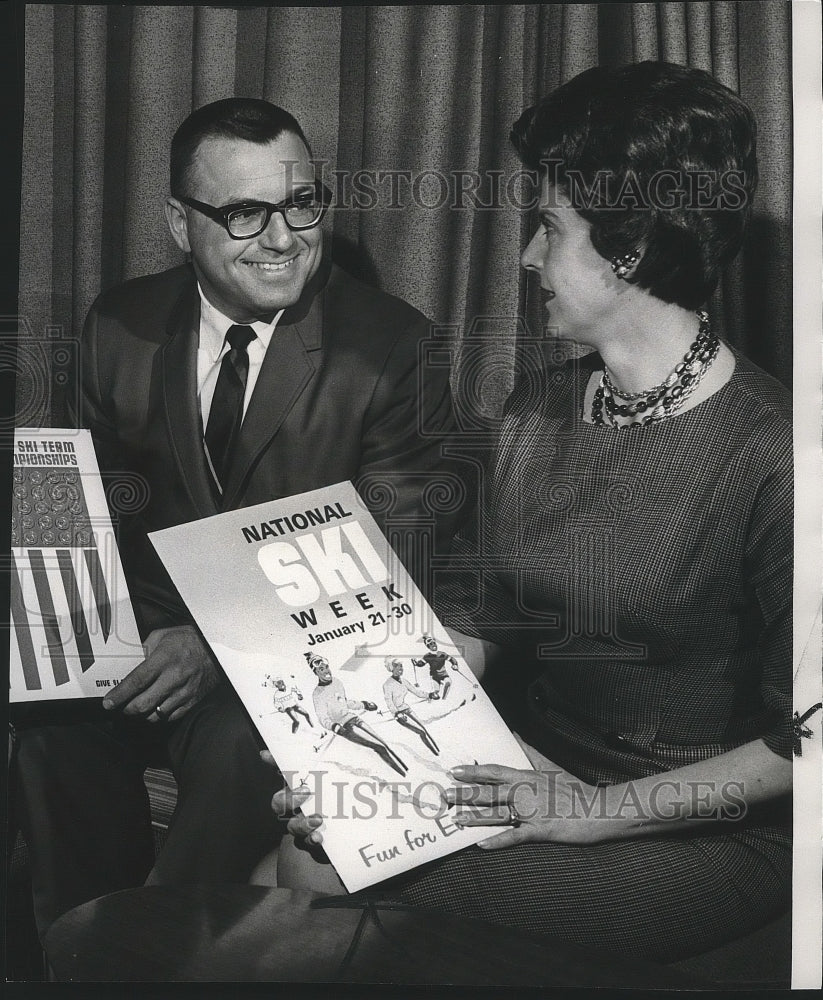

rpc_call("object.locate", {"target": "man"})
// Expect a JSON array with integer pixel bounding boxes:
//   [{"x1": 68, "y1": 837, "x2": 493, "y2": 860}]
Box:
[
  {"x1": 308, "y1": 653, "x2": 407, "y2": 776},
  {"x1": 15, "y1": 98, "x2": 464, "y2": 937},
  {"x1": 382, "y1": 658, "x2": 439, "y2": 755},
  {"x1": 263, "y1": 676, "x2": 312, "y2": 734}
]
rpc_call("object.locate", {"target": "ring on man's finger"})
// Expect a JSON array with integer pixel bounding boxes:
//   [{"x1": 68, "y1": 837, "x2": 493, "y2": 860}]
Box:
[{"x1": 154, "y1": 705, "x2": 168, "y2": 721}]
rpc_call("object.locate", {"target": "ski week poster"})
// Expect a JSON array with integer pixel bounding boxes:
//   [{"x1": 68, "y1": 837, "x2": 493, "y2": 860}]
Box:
[{"x1": 150, "y1": 480, "x2": 530, "y2": 891}]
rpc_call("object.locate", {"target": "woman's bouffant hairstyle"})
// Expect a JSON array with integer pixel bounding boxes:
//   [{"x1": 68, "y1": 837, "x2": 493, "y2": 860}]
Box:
[
  {"x1": 510, "y1": 62, "x2": 758, "y2": 310},
  {"x1": 170, "y1": 98, "x2": 312, "y2": 199}
]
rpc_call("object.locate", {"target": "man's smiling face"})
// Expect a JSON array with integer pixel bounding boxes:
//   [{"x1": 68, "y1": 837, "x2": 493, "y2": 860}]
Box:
[{"x1": 167, "y1": 132, "x2": 323, "y2": 322}]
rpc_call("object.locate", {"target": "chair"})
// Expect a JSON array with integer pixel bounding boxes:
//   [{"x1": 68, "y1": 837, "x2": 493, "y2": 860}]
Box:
[
  {"x1": 665, "y1": 909, "x2": 792, "y2": 988},
  {"x1": 5, "y1": 764, "x2": 180, "y2": 982}
]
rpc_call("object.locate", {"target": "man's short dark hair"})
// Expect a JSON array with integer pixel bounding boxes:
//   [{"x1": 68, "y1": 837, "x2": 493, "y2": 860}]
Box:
[
  {"x1": 170, "y1": 97, "x2": 312, "y2": 198},
  {"x1": 510, "y1": 61, "x2": 758, "y2": 310}
]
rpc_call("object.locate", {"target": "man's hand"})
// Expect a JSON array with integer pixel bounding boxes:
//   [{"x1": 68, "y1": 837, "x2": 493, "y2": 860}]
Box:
[
  {"x1": 101, "y1": 624, "x2": 222, "y2": 722},
  {"x1": 362, "y1": 701, "x2": 378, "y2": 712}
]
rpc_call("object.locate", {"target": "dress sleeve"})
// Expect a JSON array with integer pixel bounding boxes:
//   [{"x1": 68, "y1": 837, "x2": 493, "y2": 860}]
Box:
[
  {"x1": 432, "y1": 382, "x2": 535, "y2": 652},
  {"x1": 744, "y1": 431, "x2": 793, "y2": 760}
]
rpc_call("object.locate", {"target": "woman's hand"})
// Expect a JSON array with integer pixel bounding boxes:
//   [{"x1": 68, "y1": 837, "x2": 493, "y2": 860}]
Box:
[
  {"x1": 445, "y1": 735, "x2": 793, "y2": 849},
  {"x1": 443, "y1": 735, "x2": 616, "y2": 849},
  {"x1": 262, "y1": 750, "x2": 325, "y2": 850}
]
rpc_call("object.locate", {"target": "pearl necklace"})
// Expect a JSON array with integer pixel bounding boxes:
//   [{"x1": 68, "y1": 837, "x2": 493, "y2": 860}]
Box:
[{"x1": 591, "y1": 311, "x2": 720, "y2": 429}]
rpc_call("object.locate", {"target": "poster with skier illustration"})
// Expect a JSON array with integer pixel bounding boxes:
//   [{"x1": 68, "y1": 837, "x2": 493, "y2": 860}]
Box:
[{"x1": 150, "y1": 480, "x2": 530, "y2": 891}]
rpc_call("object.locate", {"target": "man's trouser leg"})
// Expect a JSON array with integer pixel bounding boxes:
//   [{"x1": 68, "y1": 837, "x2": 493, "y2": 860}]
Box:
[
  {"x1": 14, "y1": 720, "x2": 155, "y2": 940},
  {"x1": 148, "y1": 684, "x2": 284, "y2": 884}
]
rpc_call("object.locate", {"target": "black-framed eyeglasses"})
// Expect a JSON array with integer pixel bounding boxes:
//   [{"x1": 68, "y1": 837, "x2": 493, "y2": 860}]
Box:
[{"x1": 179, "y1": 181, "x2": 332, "y2": 239}]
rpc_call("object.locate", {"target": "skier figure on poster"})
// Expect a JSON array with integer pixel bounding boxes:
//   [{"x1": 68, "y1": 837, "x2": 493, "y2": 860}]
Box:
[
  {"x1": 262, "y1": 675, "x2": 313, "y2": 733},
  {"x1": 412, "y1": 635, "x2": 475, "y2": 700},
  {"x1": 306, "y1": 653, "x2": 408, "y2": 776},
  {"x1": 382, "y1": 658, "x2": 440, "y2": 755}
]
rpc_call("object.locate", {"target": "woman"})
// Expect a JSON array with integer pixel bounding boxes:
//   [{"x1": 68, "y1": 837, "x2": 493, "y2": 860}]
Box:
[{"x1": 268, "y1": 62, "x2": 793, "y2": 963}]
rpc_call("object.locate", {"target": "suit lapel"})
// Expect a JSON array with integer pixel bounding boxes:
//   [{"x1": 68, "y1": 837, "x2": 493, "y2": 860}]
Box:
[
  {"x1": 160, "y1": 281, "x2": 220, "y2": 518},
  {"x1": 220, "y1": 264, "x2": 327, "y2": 508}
]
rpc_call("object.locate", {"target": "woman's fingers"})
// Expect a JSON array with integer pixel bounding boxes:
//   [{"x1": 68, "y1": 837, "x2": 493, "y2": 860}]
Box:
[
  {"x1": 266, "y1": 768, "x2": 323, "y2": 844},
  {"x1": 270, "y1": 783, "x2": 312, "y2": 818},
  {"x1": 443, "y1": 768, "x2": 538, "y2": 810},
  {"x1": 287, "y1": 813, "x2": 324, "y2": 845},
  {"x1": 443, "y1": 783, "x2": 508, "y2": 808},
  {"x1": 452, "y1": 804, "x2": 517, "y2": 827},
  {"x1": 449, "y1": 763, "x2": 530, "y2": 786},
  {"x1": 476, "y1": 826, "x2": 532, "y2": 850}
]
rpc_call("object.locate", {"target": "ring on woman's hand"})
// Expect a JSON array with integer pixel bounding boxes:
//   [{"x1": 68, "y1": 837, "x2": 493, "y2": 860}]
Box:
[
  {"x1": 506, "y1": 803, "x2": 522, "y2": 827},
  {"x1": 154, "y1": 705, "x2": 168, "y2": 721}
]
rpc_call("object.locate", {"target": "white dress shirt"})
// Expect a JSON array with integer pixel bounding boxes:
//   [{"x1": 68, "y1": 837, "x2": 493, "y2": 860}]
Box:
[{"x1": 196, "y1": 287, "x2": 284, "y2": 430}]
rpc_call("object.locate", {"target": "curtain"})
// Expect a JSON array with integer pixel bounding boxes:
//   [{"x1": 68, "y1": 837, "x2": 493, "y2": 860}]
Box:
[{"x1": 18, "y1": 2, "x2": 793, "y2": 428}]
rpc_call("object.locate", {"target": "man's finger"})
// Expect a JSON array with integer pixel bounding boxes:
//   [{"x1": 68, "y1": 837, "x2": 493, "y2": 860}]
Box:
[
  {"x1": 148, "y1": 699, "x2": 186, "y2": 724},
  {"x1": 102, "y1": 647, "x2": 173, "y2": 709},
  {"x1": 104, "y1": 667, "x2": 172, "y2": 713},
  {"x1": 119, "y1": 679, "x2": 179, "y2": 718},
  {"x1": 101, "y1": 661, "x2": 151, "y2": 709}
]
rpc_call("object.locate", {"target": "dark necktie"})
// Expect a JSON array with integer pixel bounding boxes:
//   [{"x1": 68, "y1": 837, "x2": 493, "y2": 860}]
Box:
[{"x1": 204, "y1": 324, "x2": 255, "y2": 491}]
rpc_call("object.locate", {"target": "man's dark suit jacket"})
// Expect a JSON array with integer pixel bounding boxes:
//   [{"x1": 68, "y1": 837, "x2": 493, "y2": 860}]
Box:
[{"x1": 79, "y1": 259, "x2": 465, "y2": 639}]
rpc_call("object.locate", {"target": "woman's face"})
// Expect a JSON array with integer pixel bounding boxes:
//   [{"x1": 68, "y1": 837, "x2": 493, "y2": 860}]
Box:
[{"x1": 521, "y1": 180, "x2": 622, "y2": 346}]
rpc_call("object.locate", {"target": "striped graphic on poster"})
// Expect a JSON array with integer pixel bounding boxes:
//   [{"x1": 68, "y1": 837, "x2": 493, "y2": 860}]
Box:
[{"x1": 9, "y1": 429, "x2": 143, "y2": 702}]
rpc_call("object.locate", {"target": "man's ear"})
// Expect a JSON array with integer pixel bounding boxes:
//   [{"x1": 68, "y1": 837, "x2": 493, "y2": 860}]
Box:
[{"x1": 165, "y1": 197, "x2": 191, "y2": 253}]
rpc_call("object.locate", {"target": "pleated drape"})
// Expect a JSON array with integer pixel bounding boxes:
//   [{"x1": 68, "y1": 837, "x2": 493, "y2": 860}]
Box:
[{"x1": 18, "y1": 3, "x2": 792, "y2": 426}]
